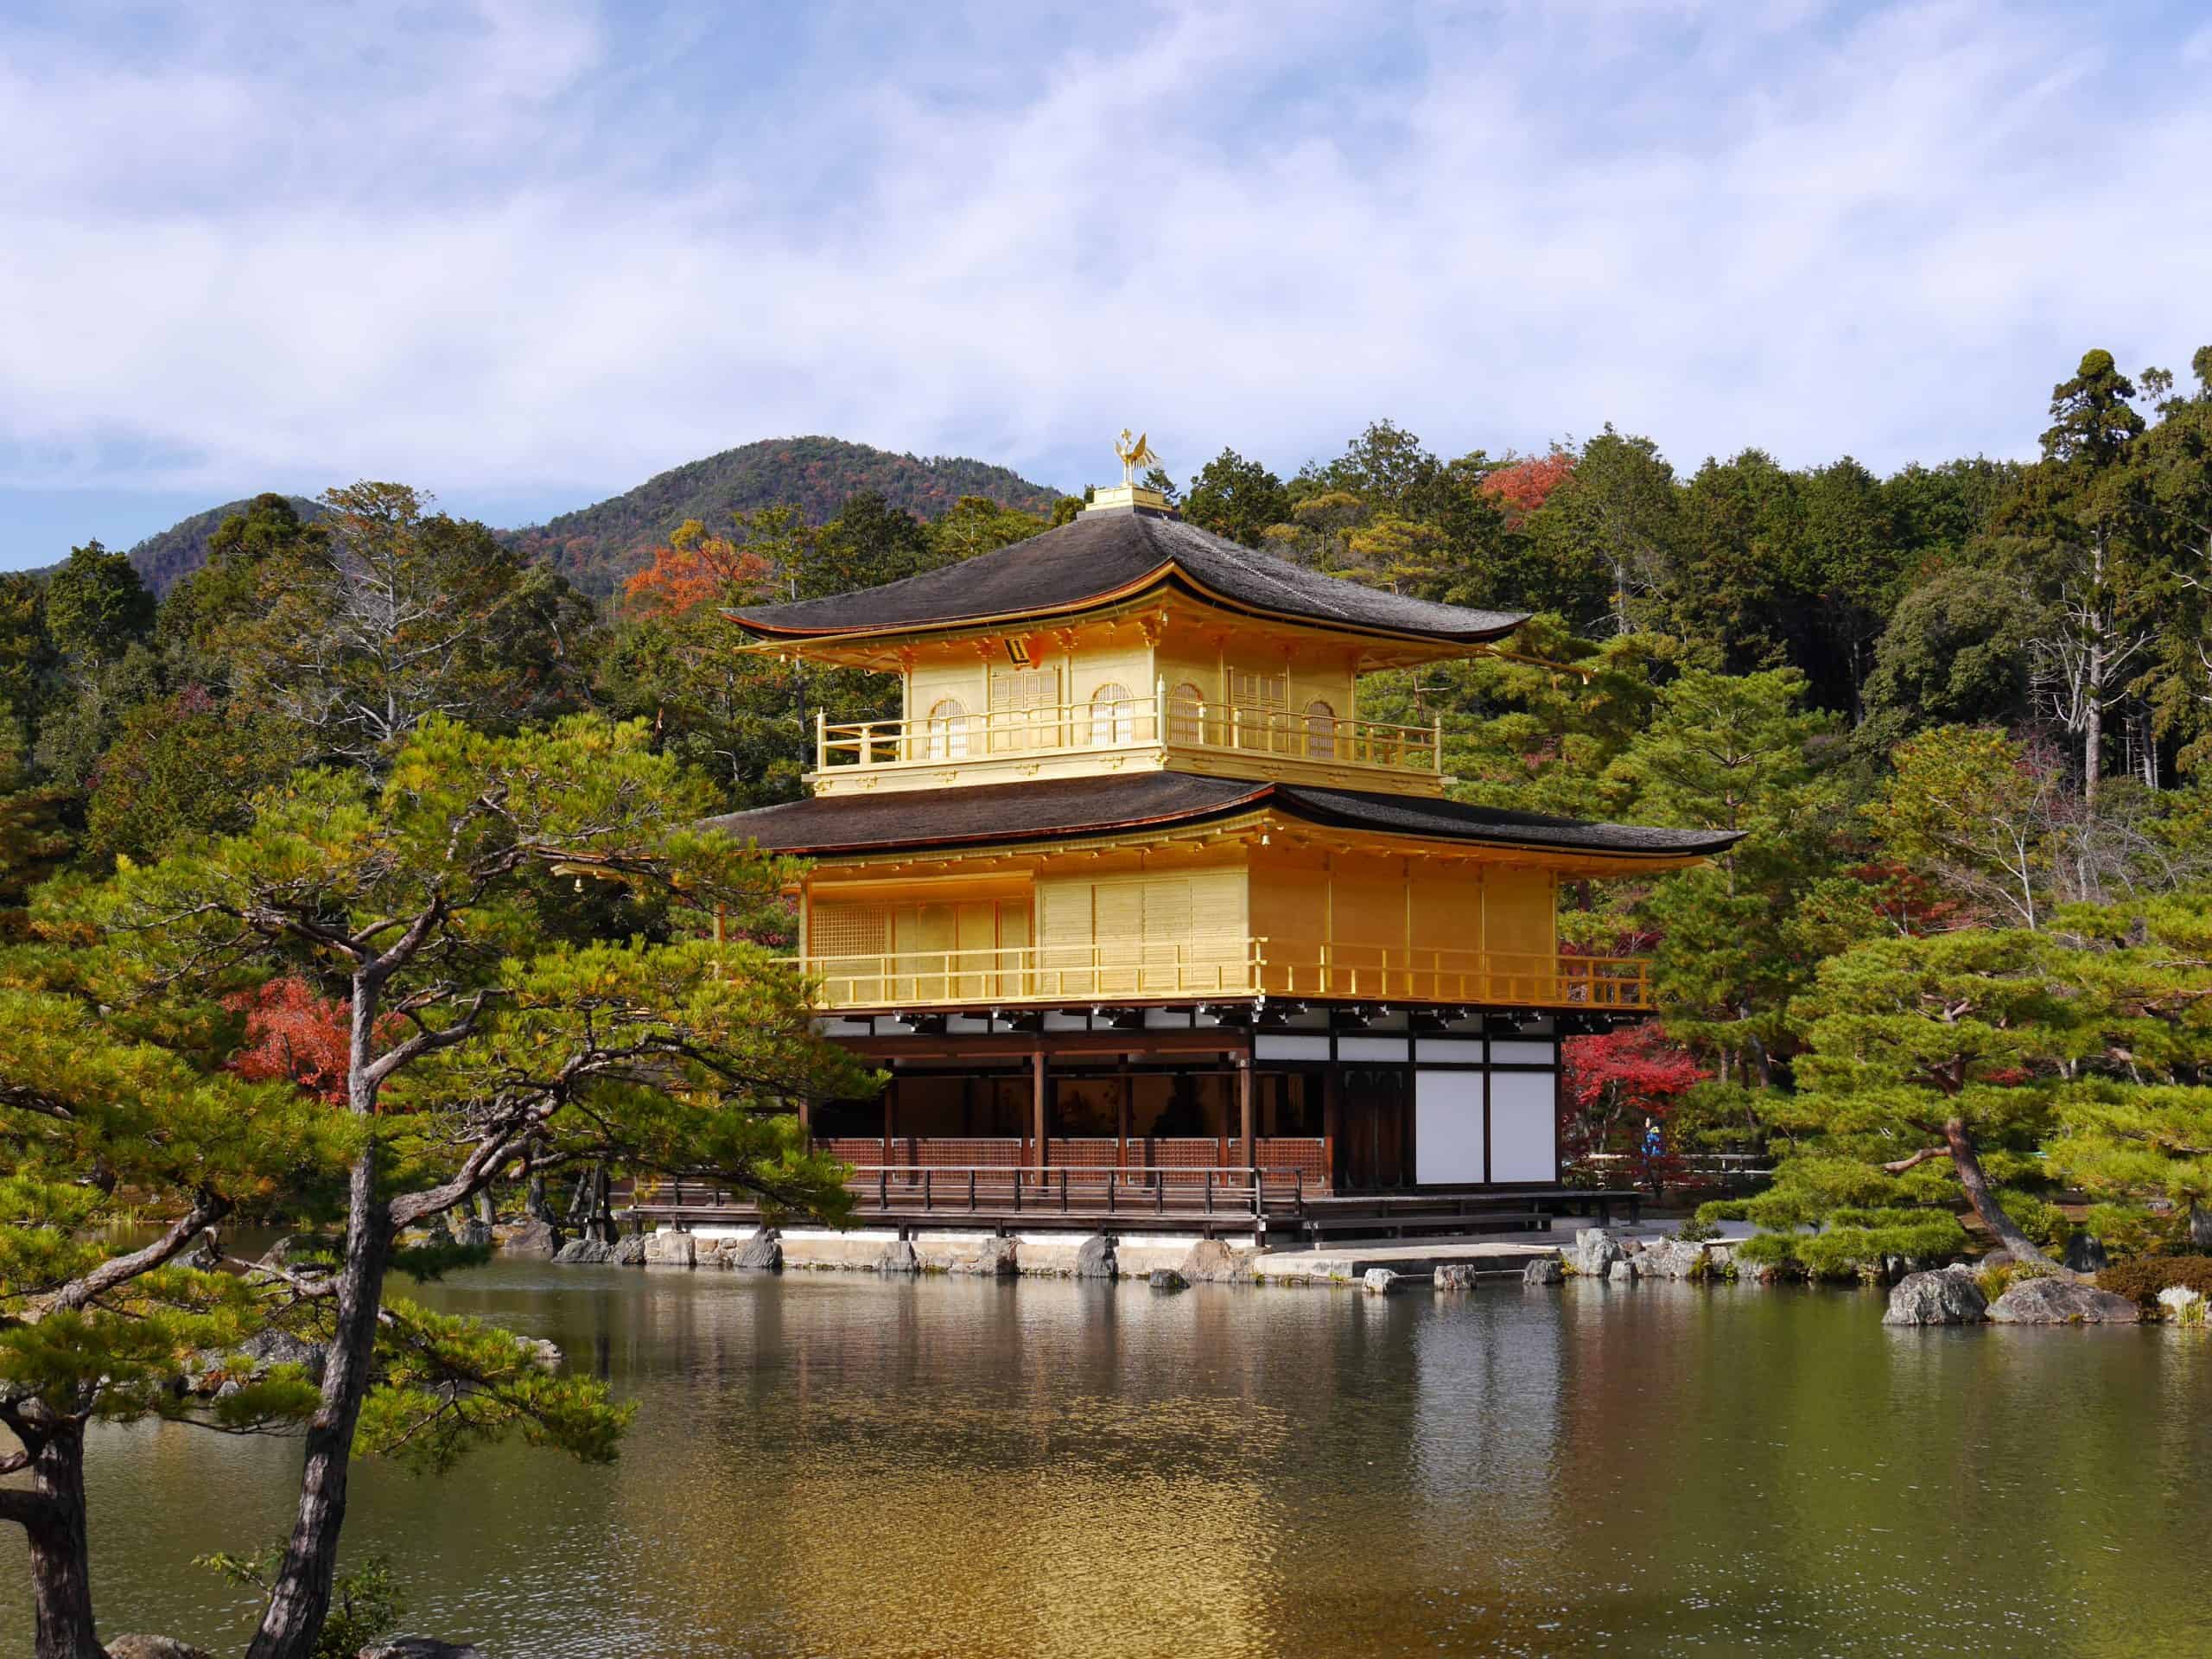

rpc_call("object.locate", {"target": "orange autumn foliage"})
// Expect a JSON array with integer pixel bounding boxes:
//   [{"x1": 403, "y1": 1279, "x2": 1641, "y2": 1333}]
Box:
[
  {"x1": 1479, "y1": 450, "x2": 1576, "y2": 524},
  {"x1": 621, "y1": 520, "x2": 772, "y2": 619},
  {"x1": 227, "y1": 976, "x2": 397, "y2": 1105}
]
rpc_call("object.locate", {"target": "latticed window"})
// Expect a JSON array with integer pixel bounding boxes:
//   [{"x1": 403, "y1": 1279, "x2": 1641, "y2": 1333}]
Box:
[
  {"x1": 1304, "y1": 699, "x2": 1336, "y2": 759},
  {"x1": 1230, "y1": 668, "x2": 1289, "y2": 749},
  {"x1": 1090, "y1": 682, "x2": 1135, "y2": 747},
  {"x1": 924, "y1": 696, "x2": 969, "y2": 760},
  {"x1": 988, "y1": 666, "x2": 1056, "y2": 751},
  {"x1": 1167, "y1": 682, "x2": 1205, "y2": 746},
  {"x1": 809, "y1": 903, "x2": 889, "y2": 962}
]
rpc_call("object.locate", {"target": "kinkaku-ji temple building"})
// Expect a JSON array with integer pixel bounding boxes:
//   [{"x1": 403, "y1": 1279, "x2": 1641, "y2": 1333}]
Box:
[{"x1": 651, "y1": 448, "x2": 1738, "y2": 1253}]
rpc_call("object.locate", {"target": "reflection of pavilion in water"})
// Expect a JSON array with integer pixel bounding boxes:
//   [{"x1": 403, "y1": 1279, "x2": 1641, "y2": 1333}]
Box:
[{"x1": 601, "y1": 1280, "x2": 1573, "y2": 1657}]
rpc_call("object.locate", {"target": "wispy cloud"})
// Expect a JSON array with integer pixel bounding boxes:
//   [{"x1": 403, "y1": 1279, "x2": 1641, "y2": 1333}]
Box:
[{"x1": 1, "y1": 0, "x2": 2207, "y2": 563}]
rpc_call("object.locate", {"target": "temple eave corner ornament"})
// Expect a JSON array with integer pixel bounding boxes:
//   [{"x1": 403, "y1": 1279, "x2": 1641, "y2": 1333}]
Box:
[{"x1": 1114, "y1": 427, "x2": 1161, "y2": 486}]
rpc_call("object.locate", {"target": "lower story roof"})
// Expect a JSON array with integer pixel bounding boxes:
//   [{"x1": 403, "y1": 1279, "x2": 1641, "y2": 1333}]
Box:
[{"x1": 702, "y1": 772, "x2": 1742, "y2": 861}]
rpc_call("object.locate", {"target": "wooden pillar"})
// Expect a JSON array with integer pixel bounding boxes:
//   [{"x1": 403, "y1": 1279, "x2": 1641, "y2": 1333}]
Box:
[
  {"x1": 1116, "y1": 1061, "x2": 1131, "y2": 1170},
  {"x1": 1032, "y1": 1050, "x2": 1049, "y2": 1167},
  {"x1": 1236, "y1": 1054, "x2": 1254, "y2": 1167},
  {"x1": 1321, "y1": 1065, "x2": 1343, "y2": 1195},
  {"x1": 881, "y1": 1074, "x2": 896, "y2": 1168}
]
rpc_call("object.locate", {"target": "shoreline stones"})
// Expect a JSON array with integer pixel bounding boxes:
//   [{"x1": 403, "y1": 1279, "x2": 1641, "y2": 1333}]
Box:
[
  {"x1": 1567, "y1": 1229, "x2": 1625, "y2": 1277},
  {"x1": 498, "y1": 1217, "x2": 561, "y2": 1258},
  {"x1": 947, "y1": 1234, "x2": 1018, "y2": 1277},
  {"x1": 1988, "y1": 1276, "x2": 2140, "y2": 1325},
  {"x1": 1606, "y1": 1258, "x2": 1638, "y2": 1284},
  {"x1": 876, "y1": 1238, "x2": 922, "y2": 1274},
  {"x1": 1149, "y1": 1268, "x2": 1189, "y2": 1291},
  {"x1": 1362, "y1": 1268, "x2": 1403, "y2": 1294},
  {"x1": 1434, "y1": 1262, "x2": 1479, "y2": 1291},
  {"x1": 1884, "y1": 1265, "x2": 1988, "y2": 1325},
  {"x1": 1073, "y1": 1235, "x2": 1118, "y2": 1279},
  {"x1": 733, "y1": 1229, "x2": 785, "y2": 1272},
  {"x1": 1178, "y1": 1238, "x2": 1256, "y2": 1285},
  {"x1": 641, "y1": 1230, "x2": 696, "y2": 1268},
  {"x1": 611, "y1": 1232, "x2": 648, "y2": 1266},
  {"x1": 553, "y1": 1237, "x2": 615, "y2": 1265},
  {"x1": 455, "y1": 1217, "x2": 493, "y2": 1249},
  {"x1": 105, "y1": 1638, "x2": 216, "y2": 1659},
  {"x1": 1522, "y1": 1256, "x2": 1564, "y2": 1287}
]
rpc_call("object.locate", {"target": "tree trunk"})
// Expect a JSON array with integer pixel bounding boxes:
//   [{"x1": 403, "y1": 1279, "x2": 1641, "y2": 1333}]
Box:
[
  {"x1": 474, "y1": 1187, "x2": 495, "y2": 1226},
  {"x1": 245, "y1": 1144, "x2": 395, "y2": 1659},
  {"x1": 6, "y1": 1420, "x2": 104, "y2": 1659},
  {"x1": 1943, "y1": 1117, "x2": 2061, "y2": 1271},
  {"x1": 2190, "y1": 1201, "x2": 2212, "y2": 1253},
  {"x1": 525, "y1": 1173, "x2": 552, "y2": 1223}
]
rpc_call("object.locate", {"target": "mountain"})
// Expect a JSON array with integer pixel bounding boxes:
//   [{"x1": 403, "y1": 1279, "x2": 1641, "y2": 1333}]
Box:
[
  {"x1": 118, "y1": 439, "x2": 1065, "y2": 601},
  {"x1": 500, "y1": 437, "x2": 1066, "y2": 595},
  {"x1": 126, "y1": 496, "x2": 321, "y2": 596}
]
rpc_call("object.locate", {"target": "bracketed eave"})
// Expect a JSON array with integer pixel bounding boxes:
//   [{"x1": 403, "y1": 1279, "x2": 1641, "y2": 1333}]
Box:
[{"x1": 702, "y1": 772, "x2": 1744, "y2": 861}]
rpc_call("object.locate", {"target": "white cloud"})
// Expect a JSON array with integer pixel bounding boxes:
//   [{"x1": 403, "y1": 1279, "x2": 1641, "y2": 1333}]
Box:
[{"x1": 1, "y1": 0, "x2": 2207, "y2": 537}]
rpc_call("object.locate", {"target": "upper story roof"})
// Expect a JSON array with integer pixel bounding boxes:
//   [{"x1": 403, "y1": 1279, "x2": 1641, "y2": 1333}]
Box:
[
  {"x1": 728, "y1": 503, "x2": 1528, "y2": 649},
  {"x1": 704, "y1": 772, "x2": 1744, "y2": 864}
]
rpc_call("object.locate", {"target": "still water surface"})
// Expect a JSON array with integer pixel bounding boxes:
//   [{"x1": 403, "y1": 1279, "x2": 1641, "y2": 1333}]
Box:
[{"x1": 5, "y1": 1262, "x2": 2209, "y2": 1657}]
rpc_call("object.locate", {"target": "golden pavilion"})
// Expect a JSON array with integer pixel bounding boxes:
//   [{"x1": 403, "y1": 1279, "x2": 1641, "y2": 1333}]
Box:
[{"x1": 693, "y1": 461, "x2": 1735, "y2": 1241}]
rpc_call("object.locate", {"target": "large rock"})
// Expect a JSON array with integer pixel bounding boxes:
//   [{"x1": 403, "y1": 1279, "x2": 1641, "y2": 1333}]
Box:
[
  {"x1": 1073, "y1": 1235, "x2": 1119, "y2": 1279},
  {"x1": 1638, "y1": 1239, "x2": 1708, "y2": 1281},
  {"x1": 105, "y1": 1636, "x2": 217, "y2": 1658},
  {"x1": 1433, "y1": 1262, "x2": 1478, "y2": 1292},
  {"x1": 1988, "y1": 1275, "x2": 2141, "y2": 1325},
  {"x1": 877, "y1": 1239, "x2": 922, "y2": 1274},
  {"x1": 1522, "y1": 1255, "x2": 1564, "y2": 1287},
  {"x1": 733, "y1": 1230, "x2": 784, "y2": 1271},
  {"x1": 1567, "y1": 1228, "x2": 1625, "y2": 1277},
  {"x1": 1362, "y1": 1268, "x2": 1403, "y2": 1295},
  {"x1": 523, "y1": 1338, "x2": 563, "y2": 1373},
  {"x1": 358, "y1": 1640, "x2": 488, "y2": 1659},
  {"x1": 641, "y1": 1230, "x2": 696, "y2": 1268},
  {"x1": 454, "y1": 1217, "x2": 493, "y2": 1249},
  {"x1": 499, "y1": 1218, "x2": 561, "y2": 1258},
  {"x1": 612, "y1": 1232, "x2": 647, "y2": 1266},
  {"x1": 553, "y1": 1237, "x2": 614, "y2": 1265},
  {"x1": 1884, "y1": 1266, "x2": 1988, "y2": 1325},
  {"x1": 1148, "y1": 1268, "x2": 1189, "y2": 1291},
  {"x1": 1607, "y1": 1258, "x2": 1638, "y2": 1284},
  {"x1": 2063, "y1": 1234, "x2": 2110, "y2": 1274},
  {"x1": 1178, "y1": 1238, "x2": 1255, "y2": 1284},
  {"x1": 950, "y1": 1235, "x2": 1019, "y2": 1277}
]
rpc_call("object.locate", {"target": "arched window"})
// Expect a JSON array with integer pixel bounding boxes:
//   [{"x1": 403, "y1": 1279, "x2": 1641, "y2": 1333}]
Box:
[
  {"x1": 1090, "y1": 682, "x2": 1135, "y2": 747},
  {"x1": 1167, "y1": 682, "x2": 1205, "y2": 747},
  {"x1": 924, "y1": 696, "x2": 969, "y2": 760},
  {"x1": 1304, "y1": 699, "x2": 1336, "y2": 760}
]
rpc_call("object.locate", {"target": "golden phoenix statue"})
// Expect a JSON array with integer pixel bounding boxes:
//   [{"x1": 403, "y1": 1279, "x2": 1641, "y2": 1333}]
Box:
[{"x1": 1114, "y1": 428, "x2": 1161, "y2": 486}]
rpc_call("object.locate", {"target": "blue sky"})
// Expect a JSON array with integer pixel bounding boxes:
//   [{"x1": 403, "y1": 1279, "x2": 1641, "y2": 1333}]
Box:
[{"x1": 3, "y1": 0, "x2": 2209, "y2": 569}]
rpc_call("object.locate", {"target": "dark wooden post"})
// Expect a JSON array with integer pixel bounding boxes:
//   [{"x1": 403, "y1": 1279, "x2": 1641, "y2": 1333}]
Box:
[
  {"x1": 882, "y1": 1074, "x2": 896, "y2": 1169},
  {"x1": 1116, "y1": 1060, "x2": 1131, "y2": 1170},
  {"x1": 1032, "y1": 1050, "x2": 1049, "y2": 1167},
  {"x1": 1322, "y1": 1065, "x2": 1342, "y2": 1196},
  {"x1": 1236, "y1": 1053, "x2": 1254, "y2": 1168}
]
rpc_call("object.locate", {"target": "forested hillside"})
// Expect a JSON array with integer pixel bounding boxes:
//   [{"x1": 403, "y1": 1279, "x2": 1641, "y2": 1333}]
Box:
[
  {"x1": 6, "y1": 344, "x2": 2211, "y2": 1280},
  {"x1": 125, "y1": 494, "x2": 320, "y2": 594},
  {"x1": 499, "y1": 436, "x2": 1064, "y2": 594}
]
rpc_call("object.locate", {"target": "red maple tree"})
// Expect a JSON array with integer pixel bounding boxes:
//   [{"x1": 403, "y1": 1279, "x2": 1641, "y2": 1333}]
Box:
[
  {"x1": 1478, "y1": 450, "x2": 1575, "y2": 524},
  {"x1": 1560, "y1": 1022, "x2": 1710, "y2": 1188},
  {"x1": 621, "y1": 523, "x2": 771, "y2": 619},
  {"x1": 227, "y1": 976, "x2": 391, "y2": 1105}
]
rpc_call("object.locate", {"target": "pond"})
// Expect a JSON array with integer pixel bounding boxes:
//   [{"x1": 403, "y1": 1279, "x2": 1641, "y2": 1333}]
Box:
[{"x1": 6, "y1": 1262, "x2": 2210, "y2": 1657}]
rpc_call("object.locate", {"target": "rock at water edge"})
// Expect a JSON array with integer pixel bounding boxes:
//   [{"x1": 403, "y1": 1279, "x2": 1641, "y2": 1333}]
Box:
[
  {"x1": 1568, "y1": 1229, "x2": 1624, "y2": 1278},
  {"x1": 1073, "y1": 1235, "x2": 1119, "y2": 1279},
  {"x1": 358, "y1": 1640, "x2": 490, "y2": 1659},
  {"x1": 1433, "y1": 1262, "x2": 1478, "y2": 1292},
  {"x1": 1362, "y1": 1268, "x2": 1402, "y2": 1295},
  {"x1": 2158, "y1": 1286, "x2": 2205, "y2": 1322},
  {"x1": 1179, "y1": 1238, "x2": 1255, "y2": 1284},
  {"x1": 1607, "y1": 1258, "x2": 1638, "y2": 1283},
  {"x1": 499, "y1": 1218, "x2": 561, "y2": 1258},
  {"x1": 1638, "y1": 1239, "x2": 1707, "y2": 1281},
  {"x1": 454, "y1": 1217, "x2": 493, "y2": 1249},
  {"x1": 611, "y1": 1232, "x2": 648, "y2": 1266},
  {"x1": 1987, "y1": 1276, "x2": 2140, "y2": 1324},
  {"x1": 105, "y1": 1637, "x2": 217, "y2": 1658},
  {"x1": 1149, "y1": 1268, "x2": 1189, "y2": 1291},
  {"x1": 1522, "y1": 1256, "x2": 1564, "y2": 1287},
  {"x1": 553, "y1": 1237, "x2": 614, "y2": 1265},
  {"x1": 950, "y1": 1235, "x2": 1019, "y2": 1277},
  {"x1": 878, "y1": 1239, "x2": 922, "y2": 1274},
  {"x1": 641, "y1": 1230, "x2": 696, "y2": 1268},
  {"x1": 734, "y1": 1229, "x2": 784, "y2": 1271},
  {"x1": 1883, "y1": 1266, "x2": 1988, "y2": 1325}
]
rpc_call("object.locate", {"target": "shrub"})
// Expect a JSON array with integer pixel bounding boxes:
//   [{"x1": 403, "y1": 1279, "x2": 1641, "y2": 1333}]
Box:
[
  {"x1": 1733, "y1": 1231, "x2": 1802, "y2": 1270},
  {"x1": 2098, "y1": 1255, "x2": 2212, "y2": 1309},
  {"x1": 1673, "y1": 1217, "x2": 1722, "y2": 1243},
  {"x1": 1976, "y1": 1260, "x2": 2055, "y2": 1303}
]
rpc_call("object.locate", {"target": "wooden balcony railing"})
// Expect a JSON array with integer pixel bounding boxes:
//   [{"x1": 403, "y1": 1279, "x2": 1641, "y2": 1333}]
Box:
[
  {"x1": 801, "y1": 938, "x2": 1651, "y2": 1012},
  {"x1": 814, "y1": 685, "x2": 1442, "y2": 780}
]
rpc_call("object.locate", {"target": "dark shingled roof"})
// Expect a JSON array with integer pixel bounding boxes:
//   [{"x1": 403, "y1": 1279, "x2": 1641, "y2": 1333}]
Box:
[
  {"x1": 728, "y1": 505, "x2": 1527, "y2": 645},
  {"x1": 703, "y1": 772, "x2": 1742, "y2": 860}
]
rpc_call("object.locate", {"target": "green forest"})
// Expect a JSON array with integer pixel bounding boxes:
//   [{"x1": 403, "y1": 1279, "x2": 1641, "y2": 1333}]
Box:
[{"x1": 5, "y1": 343, "x2": 2211, "y2": 1658}]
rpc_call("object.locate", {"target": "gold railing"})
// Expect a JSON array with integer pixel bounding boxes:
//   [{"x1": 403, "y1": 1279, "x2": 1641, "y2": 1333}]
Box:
[
  {"x1": 814, "y1": 687, "x2": 1442, "y2": 778},
  {"x1": 800, "y1": 938, "x2": 1650, "y2": 1012}
]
